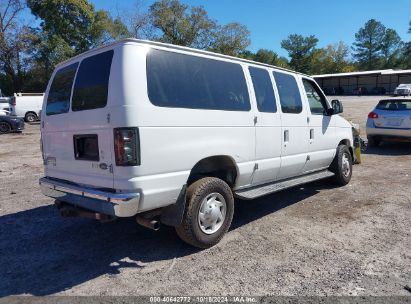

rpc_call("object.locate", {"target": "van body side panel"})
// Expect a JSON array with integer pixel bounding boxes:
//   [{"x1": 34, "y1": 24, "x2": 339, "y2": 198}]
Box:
[
  {"x1": 111, "y1": 45, "x2": 255, "y2": 211},
  {"x1": 13, "y1": 95, "x2": 44, "y2": 118}
]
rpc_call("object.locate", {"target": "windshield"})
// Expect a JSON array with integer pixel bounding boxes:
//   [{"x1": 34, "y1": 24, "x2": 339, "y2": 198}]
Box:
[{"x1": 376, "y1": 100, "x2": 411, "y2": 111}]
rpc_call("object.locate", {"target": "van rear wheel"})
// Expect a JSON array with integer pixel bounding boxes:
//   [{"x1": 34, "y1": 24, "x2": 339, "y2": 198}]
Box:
[
  {"x1": 176, "y1": 177, "x2": 234, "y2": 248},
  {"x1": 25, "y1": 112, "x2": 37, "y2": 123}
]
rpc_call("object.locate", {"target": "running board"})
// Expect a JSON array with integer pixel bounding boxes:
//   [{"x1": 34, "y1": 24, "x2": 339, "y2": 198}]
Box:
[{"x1": 235, "y1": 170, "x2": 335, "y2": 200}]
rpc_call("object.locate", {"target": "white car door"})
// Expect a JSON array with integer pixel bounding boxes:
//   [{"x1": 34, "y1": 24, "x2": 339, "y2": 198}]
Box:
[
  {"x1": 42, "y1": 51, "x2": 115, "y2": 189},
  {"x1": 247, "y1": 66, "x2": 282, "y2": 185},
  {"x1": 273, "y1": 71, "x2": 309, "y2": 180},
  {"x1": 301, "y1": 78, "x2": 336, "y2": 172}
]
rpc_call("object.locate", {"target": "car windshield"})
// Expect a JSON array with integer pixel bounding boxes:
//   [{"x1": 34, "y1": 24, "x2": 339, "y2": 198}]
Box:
[{"x1": 376, "y1": 100, "x2": 411, "y2": 111}]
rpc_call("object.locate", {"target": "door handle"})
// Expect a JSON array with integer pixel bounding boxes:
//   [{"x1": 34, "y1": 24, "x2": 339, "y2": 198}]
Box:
[
  {"x1": 284, "y1": 130, "x2": 289, "y2": 143},
  {"x1": 310, "y1": 128, "x2": 314, "y2": 140}
]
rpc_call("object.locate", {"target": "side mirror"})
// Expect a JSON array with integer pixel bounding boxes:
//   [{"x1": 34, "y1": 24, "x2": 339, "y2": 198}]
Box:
[{"x1": 331, "y1": 99, "x2": 343, "y2": 114}]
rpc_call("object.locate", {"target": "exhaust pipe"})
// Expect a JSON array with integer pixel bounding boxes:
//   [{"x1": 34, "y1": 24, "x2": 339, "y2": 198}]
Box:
[
  {"x1": 136, "y1": 216, "x2": 161, "y2": 231},
  {"x1": 56, "y1": 201, "x2": 113, "y2": 222}
]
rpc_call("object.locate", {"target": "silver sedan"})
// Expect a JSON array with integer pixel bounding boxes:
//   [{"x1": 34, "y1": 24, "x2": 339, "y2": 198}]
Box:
[{"x1": 366, "y1": 99, "x2": 411, "y2": 146}]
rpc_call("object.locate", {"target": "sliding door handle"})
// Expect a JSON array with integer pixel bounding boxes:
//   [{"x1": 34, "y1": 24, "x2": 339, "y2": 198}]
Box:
[
  {"x1": 284, "y1": 130, "x2": 289, "y2": 143},
  {"x1": 310, "y1": 128, "x2": 314, "y2": 139}
]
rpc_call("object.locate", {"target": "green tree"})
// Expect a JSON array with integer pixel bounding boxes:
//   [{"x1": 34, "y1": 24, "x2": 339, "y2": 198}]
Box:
[
  {"x1": 128, "y1": 1, "x2": 155, "y2": 39},
  {"x1": 318, "y1": 42, "x2": 354, "y2": 74},
  {"x1": 380, "y1": 28, "x2": 403, "y2": 68},
  {"x1": 400, "y1": 22, "x2": 411, "y2": 68},
  {"x1": 402, "y1": 42, "x2": 411, "y2": 68},
  {"x1": 253, "y1": 49, "x2": 278, "y2": 65},
  {"x1": 252, "y1": 49, "x2": 289, "y2": 68},
  {"x1": 238, "y1": 50, "x2": 254, "y2": 60},
  {"x1": 27, "y1": 0, "x2": 129, "y2": 52},
  {"x1": 211, "y1": 22, "x2": 250, "y2": 56},
  {"x1": 0, "y1": 0, "x2": 33, "y2": 94},
  {"x1": 27, "y1": 0, "x2": 129, "y2": 86},
  {"x1": 149, "y1": 0, "x2": 216, "y2": 49},
  {"x1": 28, "y1": 32, "x2": 73, "y2": 85},
  {"x1": 280, "y1": 34, "x2": 318, "y2": 73},
  {"x1": 352, "y1": 19, "x2": 386, "y2": 70}
]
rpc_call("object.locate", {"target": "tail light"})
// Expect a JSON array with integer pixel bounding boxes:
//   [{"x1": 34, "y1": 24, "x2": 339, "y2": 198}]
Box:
[
  {"x1": 10, "y1": 96, "x2": 16, "y2": 106},
  {"x1": 368, "y1": 112, "x2": 378, "y2": 119},
  {"x1": 114, "y1": 127, "x2": 140, "y2": 166}
]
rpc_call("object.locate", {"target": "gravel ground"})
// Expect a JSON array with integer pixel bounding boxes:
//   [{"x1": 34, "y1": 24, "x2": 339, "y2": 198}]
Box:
[{"x1": 0, "y1": 96, "x2": 410, "y2": 296}]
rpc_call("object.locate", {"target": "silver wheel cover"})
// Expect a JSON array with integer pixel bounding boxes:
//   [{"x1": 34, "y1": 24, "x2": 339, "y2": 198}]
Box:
[{"x1": 198, "y1": 192, "x2": 227, "y2": 234}]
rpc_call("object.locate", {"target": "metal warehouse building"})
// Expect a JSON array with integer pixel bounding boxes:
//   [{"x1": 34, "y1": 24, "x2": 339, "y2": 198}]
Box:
[{"x1": 313, "y1": 69, "x2": 411, "y2": 95}]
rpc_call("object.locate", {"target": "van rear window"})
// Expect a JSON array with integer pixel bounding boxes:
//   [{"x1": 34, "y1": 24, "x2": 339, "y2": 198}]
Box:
[
  {"x1": 147, "y1": 49, "x2": 250, "y2": 111},
  {"x1": 72, "y1": 50, "x2": 113, "y2": 111},
  {"x1": 46, "y1": 63, "x2": 78, "y2": 116}
]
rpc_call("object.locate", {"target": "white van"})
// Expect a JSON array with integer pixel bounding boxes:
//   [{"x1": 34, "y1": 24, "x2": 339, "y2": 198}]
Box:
[
  {"x1": 10, "y1": 93, "x2": 44, "y2": 122},
  {"x1": 39, "y1": 39, "x2": 354, "y2": 248}
]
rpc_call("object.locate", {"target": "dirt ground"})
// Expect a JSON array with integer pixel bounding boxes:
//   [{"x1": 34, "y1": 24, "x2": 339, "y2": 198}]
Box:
[{"x1": 0, "y1": 96, "x2": 410, "y2": 296}]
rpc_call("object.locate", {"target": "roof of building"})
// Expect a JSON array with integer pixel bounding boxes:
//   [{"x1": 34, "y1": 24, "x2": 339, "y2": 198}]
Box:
[{"x1": 312, "y1": 69, "x2": 411, "y2": 79}]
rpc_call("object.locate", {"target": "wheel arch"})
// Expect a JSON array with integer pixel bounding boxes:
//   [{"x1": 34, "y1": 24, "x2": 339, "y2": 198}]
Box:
[
  {"x1": 338, "y1": 139, "x2": 354, "y2": 162},
  {"x1": 161, "y1": 155, "x2": 238, "y2": 228},
  {"x1": 187, "y1": 155, "x2": 239, "y2": 188}
]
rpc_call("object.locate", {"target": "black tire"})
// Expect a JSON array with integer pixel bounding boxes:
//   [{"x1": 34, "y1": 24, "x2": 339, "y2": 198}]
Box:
[
  {"x1": 367, "y1": 136, "x2": 381, "y2": 147},
  {"x1": 0, "y1": 122, "x2": 11, "y2": 134},
  {"x1": 25, "y1": 112, "x2": 37, "y2": 123},
  {"x1": 330, "y1": 145, "x2": 352, "y2": 186},
  {"x1": 176, "y1": 177, "x2": 234, "y2": 248}
]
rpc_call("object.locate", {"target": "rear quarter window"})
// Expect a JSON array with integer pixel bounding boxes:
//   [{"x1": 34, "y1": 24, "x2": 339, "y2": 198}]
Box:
[
  {"x1": 46, "y1": 63, "x2": 78, "y2": 116},
  {"x1": 72, "y1": 50, "x2": 113, "y2": 111},
  {"x1": 147, "y1": 49, "x2": 250, "y2": 111}
]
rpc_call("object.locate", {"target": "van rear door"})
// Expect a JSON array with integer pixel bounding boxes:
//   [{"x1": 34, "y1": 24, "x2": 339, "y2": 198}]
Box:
[{"x1": 42, "y1": 50, "x2": 115, "y2": 189}]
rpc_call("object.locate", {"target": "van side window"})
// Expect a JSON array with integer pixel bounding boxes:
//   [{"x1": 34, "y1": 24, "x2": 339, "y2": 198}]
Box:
[
  {"x1": 249, "y1": 67, "x2": 277, "y2": 113},
  {"x1": 302, "y1": 79, "x2": 327, "y2": 115},
  {"x1": 46, "y1": 63, "x2": 78, "y2": 116},
  {"x1": 72, "y1": 50, "x2": 113, "y2": 111},
  {"x1": 147, "y1": 49, "x2": 250, "y2": 111},
  {"x1": 272, "y1": 71, "x2": 303, "y2": 114}
]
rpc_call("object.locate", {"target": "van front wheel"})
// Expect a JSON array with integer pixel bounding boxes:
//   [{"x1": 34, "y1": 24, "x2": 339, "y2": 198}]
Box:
[
  {"x1": 330, "y1": 145, "x2": 352, "y2": 186},
  {"x1": 176, "y1": 177, "x2": 234, "y2": 248}
]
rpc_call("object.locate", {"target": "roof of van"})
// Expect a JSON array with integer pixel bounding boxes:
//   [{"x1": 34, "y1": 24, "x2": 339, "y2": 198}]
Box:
[{"x1": 56, "y1": 38, "x2": 306, "y2": 77}]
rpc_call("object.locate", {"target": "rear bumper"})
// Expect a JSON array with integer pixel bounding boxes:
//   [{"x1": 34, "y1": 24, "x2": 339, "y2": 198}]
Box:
[
  {"x1": 366, "y1": 126, "x2": 411, "y2": 138},
  {"x1": 366, "y1": 119, "x2": 411, "y2": 139},
  {"x1": 39, "y1": 177, "x2": 140, "y2": 217}
]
